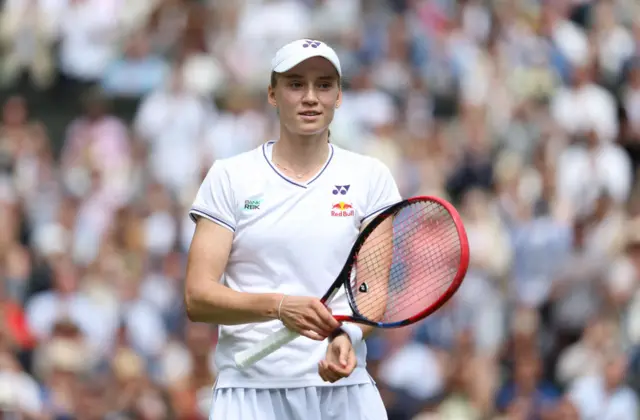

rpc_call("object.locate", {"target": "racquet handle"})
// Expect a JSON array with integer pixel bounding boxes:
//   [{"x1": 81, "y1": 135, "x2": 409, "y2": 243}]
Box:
[{"x1": 234, "y1": 326, "x2": 300, "y2": 369}]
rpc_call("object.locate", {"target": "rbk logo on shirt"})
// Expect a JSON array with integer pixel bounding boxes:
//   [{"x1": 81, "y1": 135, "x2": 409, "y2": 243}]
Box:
[{"x1": 243, "y1": 196, "x2": 263, "y2": 210}]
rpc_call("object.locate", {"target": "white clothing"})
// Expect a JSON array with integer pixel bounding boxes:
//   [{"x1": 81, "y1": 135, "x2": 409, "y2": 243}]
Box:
[
  {"x1": 378, "y1": 342, "x2": 444, "y2": 400},
  {"x1": 133, "y1": 88, "x2": 213, "y2": 193},
  {"x1": 189, "y1": 141, "x2": 401, "y2": 389},
  {"x1": 24, "y1": 291, "x2": 113, "y2": 353},
  {"x1": 0, "y1": 371, "x2": 43, "y2": 414},
  {"x1": 58, "y1": 0, "x2": 121, "y2": 80},
  {"x1": 550, "y1": 83, "x2": 619, "y2": 143},
  {"x1": 568, "y1": 375, "x2": 639, "y2": 420},
  {"x1": 555, "y1": 143, "x2": 632, "y2": 216},
  {"x1": 210, "y1": 381, "x2": 388, "y2": 420}
]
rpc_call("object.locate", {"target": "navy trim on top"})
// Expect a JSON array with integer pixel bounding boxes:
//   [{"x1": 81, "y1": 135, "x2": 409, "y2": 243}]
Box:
[
  {"x1": 307, "y1": 144, "x2": 334, "y2": 185},
  {"x1": 361, "y1": 203, "x2": 395, "y2": 223},
  {"x1": 189, "y1": 207, "x2": 236, "y2": 232},
  {"x1": 262, "y1": 141, "x2": 334, "y2": 189}
]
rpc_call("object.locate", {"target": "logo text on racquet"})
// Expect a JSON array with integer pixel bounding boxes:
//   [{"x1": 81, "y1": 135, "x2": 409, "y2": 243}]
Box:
[
  {"x1": 302, "y1": 40, "x2": 322, "y2": 48},
  {"x1": 332, "y1": 185, "x2": 350, "y2": 195},
  {"x1": 358, "y1": 283, "x2": 368, "y2": 293}
]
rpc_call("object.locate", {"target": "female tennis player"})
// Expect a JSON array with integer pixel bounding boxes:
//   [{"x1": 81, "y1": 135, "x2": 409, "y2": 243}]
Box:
[{"x1": 185, "y1": 39, "x2": 401, "y2": 419}]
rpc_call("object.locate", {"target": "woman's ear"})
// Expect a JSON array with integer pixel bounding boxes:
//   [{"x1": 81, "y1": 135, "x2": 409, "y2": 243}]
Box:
[{"x1": 268, "y1": 85, "x2": 277, "y2": 108}]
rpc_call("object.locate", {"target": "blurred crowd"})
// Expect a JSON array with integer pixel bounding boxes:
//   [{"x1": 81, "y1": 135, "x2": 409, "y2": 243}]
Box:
[{"x1": 3, "y1": 0, "x2": 640, "y2": 419}]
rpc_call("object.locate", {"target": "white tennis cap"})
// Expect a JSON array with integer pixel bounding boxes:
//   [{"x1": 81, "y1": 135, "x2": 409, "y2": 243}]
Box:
[{"x1": 271, "y1": 39, "x2": 342, "y2": 77}]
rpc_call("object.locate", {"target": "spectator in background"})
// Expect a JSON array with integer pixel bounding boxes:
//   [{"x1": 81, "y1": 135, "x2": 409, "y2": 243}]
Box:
[
  {"x1": 117, "y1": 0, "x2": 160, "y2": 38},
  {"x1": 555, "y1": 316, "x2": 620, "y2": 387},
  {"x1": 621, "y1": 56, "x2": 640, "y2": 174},
  {"x1": 24, "y1": 255, "x2": 111, "y2": 355},
  {"x1": 591, "y1": 0, "x2": 635, "y2": 89},
  {"x1": 107, "y1": 258, "x2": 168, "y2": 363},
  {"x1": 508, "y1": 187, "x2": 573, "y2": 309},
  {"x1": 0, "y1": 349, "x2": 43, "y2": 419},
  {"x1": 34, "y1": 333, "x2": 91, "y2": 419},
  {"x1": 0, "y1": 247, "x2": 35, "y2": 358},
  {"x1": 495, "y1": 351, "x2": 560, "y2": 418},
  {"x1": 60, "y1": 90, "x2": 131, "y2": 205},
  {"x1": 455, "y1": 188, "x2": 510, "y2": 356},
  {"x1": 162, "y1": 322, "x2": 216, "y2": 420},
  {"x1": 177, "y1": 2, "x2": 225, "y2": 97},
  {"x1": 0, "y1": 96, "x2": 39, "y2": 172},
  {"x1": 331, "y1": 67, "x2": 398, "y2": 154},
  {"x1": 548, "y1": 218, "x2": 609, "y2": 367},
  {"x1": 57, "y1": 0, "x2": 122, "y2": 87},
  {"x1": 201, "y1": 88, "x2": 267, "y2": 162},
  {"x1": 379, "y1": 325, "x2": 445, "y2": 418},
  {"x1": 231, "y1": 0, "x2": 312, "y2": 89},
  {"x1": 445, "y1": 112, "x2": 494, "y2": 203},
  {"x1": 0, "y1": 95, "x2": 61, "y2": 245},
  {"x1": 0, "y1": 0, "x2": 58, "y2": 90},
  {"x1": 568, "y1": 351, "x2": 639, "y2": 419},
  {"x1": 550, "y1": 60, "x2": 619, "y2": 146},
  {"x1": 547, "y1": 397, "x2": 580, "y2": 420},
  {"x1": 555, "y1": 127, "x2": 632, "y2": 219},
  {"x1": 146, "y1": 0, "x2": 191, "y2": 57},
  {"x1": 101, "y1": 30, "x2": 170, "y2": 98},
  {"x1": 133, "y1": 65, "x2": 212, "y2": 198},
  {"x1": 60, "y1": 92, "x2": 131, "y2": 265},
  {"x1": 540, "y1": 1, "x2": 589, "y2": 73}
]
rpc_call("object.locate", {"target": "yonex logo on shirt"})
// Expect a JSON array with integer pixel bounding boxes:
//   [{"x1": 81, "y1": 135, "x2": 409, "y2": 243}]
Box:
[
  {"x1": 332, "y1": 185, "x2": 350, "y2": 195},
  {"x1": 244, "y1": 199, "x2": 262, "y2": 210}
]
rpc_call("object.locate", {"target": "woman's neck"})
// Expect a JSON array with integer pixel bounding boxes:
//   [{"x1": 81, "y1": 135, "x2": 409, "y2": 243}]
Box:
[{"x1": 272, "y1": 129, "x2": 330, "y2": 172}]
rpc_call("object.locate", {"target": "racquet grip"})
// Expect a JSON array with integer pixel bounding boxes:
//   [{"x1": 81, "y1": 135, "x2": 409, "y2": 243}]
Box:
[{"x1": 234, "y1": 326, "x2": 300, "y2": 369}]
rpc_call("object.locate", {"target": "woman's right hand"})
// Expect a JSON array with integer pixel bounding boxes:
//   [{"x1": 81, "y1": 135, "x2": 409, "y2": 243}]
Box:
[{"x1": 277, "y1": 295, "x2": 341, "y2": 340}]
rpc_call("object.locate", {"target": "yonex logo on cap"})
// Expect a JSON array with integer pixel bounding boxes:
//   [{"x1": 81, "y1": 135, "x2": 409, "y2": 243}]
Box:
[
  {"x1": 271, "y1": 39, "x2": 343, "y2": 77},
  {"x1": 303, "y1": 40, "x2": 322, "y2": 48}
]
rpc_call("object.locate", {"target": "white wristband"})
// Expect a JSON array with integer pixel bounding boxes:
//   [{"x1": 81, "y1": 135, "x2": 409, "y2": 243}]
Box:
[{"x1": 337, "y1": 323, "x2": 363, "y2": 346}]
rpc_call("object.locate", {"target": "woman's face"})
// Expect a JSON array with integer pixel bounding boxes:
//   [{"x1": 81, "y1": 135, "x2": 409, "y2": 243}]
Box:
[{"x1": 268, "y1": 57, "x2": 341, "y2": 137}]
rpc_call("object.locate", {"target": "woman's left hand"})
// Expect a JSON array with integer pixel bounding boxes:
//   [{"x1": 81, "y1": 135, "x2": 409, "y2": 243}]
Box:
[{"x1": 318, "y1": 333, "x2": 357, "y2": 383}]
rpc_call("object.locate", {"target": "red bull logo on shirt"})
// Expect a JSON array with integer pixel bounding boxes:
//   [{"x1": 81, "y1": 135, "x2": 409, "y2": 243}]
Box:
[{"x1": 331, "y1": 202, "x2": 354, "y2": 217}]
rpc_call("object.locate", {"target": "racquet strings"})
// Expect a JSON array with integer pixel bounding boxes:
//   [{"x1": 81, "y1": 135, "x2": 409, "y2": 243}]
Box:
[{"x1": 350, "y1": 200, "x2": 462, "y2": 324}]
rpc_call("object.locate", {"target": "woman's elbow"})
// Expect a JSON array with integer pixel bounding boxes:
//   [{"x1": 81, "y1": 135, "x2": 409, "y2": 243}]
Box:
[
  {"x1": 184, "y1": 295, "x2": 198, "y2": 322},
  {"x1": 184, "y1": 287, "x2": 209, "y2": 322}
]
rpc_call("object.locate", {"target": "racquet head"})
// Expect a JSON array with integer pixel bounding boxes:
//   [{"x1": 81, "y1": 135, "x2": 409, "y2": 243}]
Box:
[{"x1": 332, "y1": 196, "x2": 469, "y2": 328}]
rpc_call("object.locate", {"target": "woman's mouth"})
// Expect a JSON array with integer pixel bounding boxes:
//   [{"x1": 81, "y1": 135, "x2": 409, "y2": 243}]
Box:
[{"x1": 298, "y1": 111, "x2": 322, "y2": 122}]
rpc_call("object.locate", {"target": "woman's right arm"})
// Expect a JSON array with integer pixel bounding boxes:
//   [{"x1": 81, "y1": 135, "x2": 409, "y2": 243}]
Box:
[
  {"x1": 183, "y1": 218, "x2": 340, "y2": 339},
  {"x1": 184, "y1": 218, "x2": 282, "y2": 325}
]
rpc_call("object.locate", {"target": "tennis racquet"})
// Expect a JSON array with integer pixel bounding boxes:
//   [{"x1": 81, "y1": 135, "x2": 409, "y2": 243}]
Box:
[{"x1": 234, "y1": 195, "x2": 470, "y2": 369}]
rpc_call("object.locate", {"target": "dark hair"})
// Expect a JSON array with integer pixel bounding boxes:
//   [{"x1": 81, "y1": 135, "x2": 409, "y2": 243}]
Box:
[{"x1": 269, "y1": 71, "x2": 338, "y2": 142}]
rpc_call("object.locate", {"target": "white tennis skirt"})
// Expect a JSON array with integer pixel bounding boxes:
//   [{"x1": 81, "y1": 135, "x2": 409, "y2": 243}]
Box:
[{"x1": 210, "y1": 383, "x2": 388, "y2": 420}]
